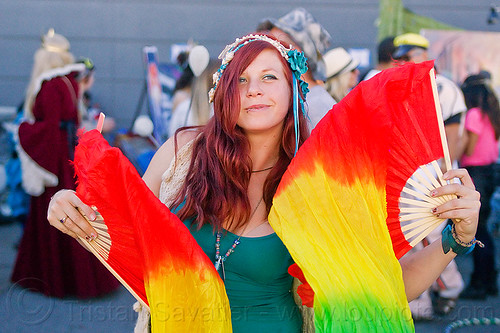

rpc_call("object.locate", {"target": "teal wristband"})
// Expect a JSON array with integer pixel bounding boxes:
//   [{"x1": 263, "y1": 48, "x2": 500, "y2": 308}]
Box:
[{"x1": 441, "y1": 225, "x2": 476, "y2": 255}]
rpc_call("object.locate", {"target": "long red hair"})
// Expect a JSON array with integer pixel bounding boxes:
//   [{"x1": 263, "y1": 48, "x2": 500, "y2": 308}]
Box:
[{"x1": 172, "y1": 35, "x2": 309, "y2": 231}]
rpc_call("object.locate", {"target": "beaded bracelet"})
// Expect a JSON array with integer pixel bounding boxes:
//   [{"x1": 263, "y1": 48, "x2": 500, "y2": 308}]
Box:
[{"x1": 441, "y1": 224, "x2": 484, "y2": 255}]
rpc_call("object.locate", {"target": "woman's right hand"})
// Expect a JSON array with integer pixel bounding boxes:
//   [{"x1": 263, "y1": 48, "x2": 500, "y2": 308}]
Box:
[{"x1": 47, "y1": 189, "x2": 97, "y2": 240}]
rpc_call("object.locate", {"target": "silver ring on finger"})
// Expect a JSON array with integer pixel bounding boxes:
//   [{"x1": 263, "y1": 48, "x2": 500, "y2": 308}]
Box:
[{"x1": 60, "y1": 216, "x2": 68, "y2": 224}]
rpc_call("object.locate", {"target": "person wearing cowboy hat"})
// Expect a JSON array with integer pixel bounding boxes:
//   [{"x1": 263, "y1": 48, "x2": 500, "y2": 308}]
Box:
[{"x1": 323, "y1": 47, "x2": 360, "y2": 102}]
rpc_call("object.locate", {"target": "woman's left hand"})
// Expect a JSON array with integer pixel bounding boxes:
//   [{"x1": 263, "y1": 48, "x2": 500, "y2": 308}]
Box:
[{"x1": 431, "y1": 168, "x2": 480, "y2": 243}]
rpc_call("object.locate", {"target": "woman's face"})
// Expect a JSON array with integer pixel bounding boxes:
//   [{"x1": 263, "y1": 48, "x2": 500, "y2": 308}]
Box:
[
  {"x1": 237, "y1": 49, "x2": 291, "y2": 135},
  {"x1": 348, "y1": 68, "x2": 359, "y2": 90},
  {"x1": 80, "y1": 73, "x2": 95, "y2": 93}
]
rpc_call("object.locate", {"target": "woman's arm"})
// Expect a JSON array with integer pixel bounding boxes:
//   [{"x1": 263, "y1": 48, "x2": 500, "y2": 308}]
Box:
[
  {"x1": 142, "y1": 129, "x2": 197, "y2": 197},
  {"x1": 399, "y1": 168, "x2": 480, "y2": 301},
  {"x1": 463, "y1": 130, "x2": 479, "y2": 157},
  {"x1": 460, "y1": 108, "x2": 483, "y2": 158}
]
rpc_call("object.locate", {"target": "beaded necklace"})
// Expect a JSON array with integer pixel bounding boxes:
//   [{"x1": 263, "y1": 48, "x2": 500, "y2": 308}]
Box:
[{"x1": 214, "y1": 197, "x2": 264, "y2": 278}]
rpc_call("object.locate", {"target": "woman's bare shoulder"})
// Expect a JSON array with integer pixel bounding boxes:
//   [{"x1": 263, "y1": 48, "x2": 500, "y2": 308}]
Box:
[{"x1": 142, "y1": 129, "x2": 200, "y2": 196}]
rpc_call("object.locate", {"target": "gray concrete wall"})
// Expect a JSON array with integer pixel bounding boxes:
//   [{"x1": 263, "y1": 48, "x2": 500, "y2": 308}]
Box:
[{"x1": 1, "y1": 0, "x2": 499, "y2": 128}]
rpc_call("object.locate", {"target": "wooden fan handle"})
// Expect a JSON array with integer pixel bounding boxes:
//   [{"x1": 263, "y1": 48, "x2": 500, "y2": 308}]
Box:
[
  {"x1": 77, "y1": 209, "x2": 150, "y2": 310},
  {"x1": 429, "y1": 68, "x2": 452, "y2": 172}
]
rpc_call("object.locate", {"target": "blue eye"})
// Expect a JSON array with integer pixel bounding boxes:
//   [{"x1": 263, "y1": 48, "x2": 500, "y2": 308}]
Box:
[
  {"x1": 263, "y1": 74, "x2": 277, "y2": 80},
  {"x1": 238, "y1": 77, "x2": 247, "y2": 83}
]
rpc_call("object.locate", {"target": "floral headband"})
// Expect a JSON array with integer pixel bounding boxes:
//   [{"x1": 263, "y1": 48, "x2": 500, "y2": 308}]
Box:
[{"x1": 209, "y1": 34, "x2": 310, "y2": 155}]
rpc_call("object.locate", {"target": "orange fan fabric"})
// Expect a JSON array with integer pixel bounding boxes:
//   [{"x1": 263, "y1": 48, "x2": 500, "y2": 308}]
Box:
[{"x1": 74, "y1": 130, "x2": 232, "y2": 332}]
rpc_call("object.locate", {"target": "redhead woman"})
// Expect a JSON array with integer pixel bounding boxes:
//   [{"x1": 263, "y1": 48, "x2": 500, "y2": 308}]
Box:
[{"x1": 48, "y1": 34, "x2": 480, "y2": 332}]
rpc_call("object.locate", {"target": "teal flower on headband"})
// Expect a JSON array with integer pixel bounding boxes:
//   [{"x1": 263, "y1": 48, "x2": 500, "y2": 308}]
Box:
[
  {"x1": 287, "y1": 49, "x2": 309, "y2": 100},
  {"x1": 300, "y1": 80, "x2": 310, "y2": 96},
  {"x1": 287, "y1": 49, "x2": 308, "y2": 76}
]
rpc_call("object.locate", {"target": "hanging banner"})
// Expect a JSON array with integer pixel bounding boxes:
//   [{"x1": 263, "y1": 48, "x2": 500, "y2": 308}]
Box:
[
  {"x1": 422, "y1": 29, "x2": 500, "y2": 95},
  {"x1": 143, "y1": 46, "x2": 168, "y2": 142}
]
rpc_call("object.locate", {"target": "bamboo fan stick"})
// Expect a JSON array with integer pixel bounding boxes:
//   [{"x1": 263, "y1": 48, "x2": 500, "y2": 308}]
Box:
[
  {"x1": 415, "y1": 166, "x2": 450, "y2": 205},
  {"x1": 400, "y1": 212, "x2": 436, "y2": 222},
  {"x1": 401, "y1": 186, "x2": 443, "y2": 206},
  {"x1": 409, "y1": 219, "x2": 446, "y2": 247},
  {"x1": 420, "y1": 163, "x2": 444, "y2": 193},
  {"x1": 429, "y1": 161, "x2": 455, "y2": 202},
  {"x1": 91, "y1": 220, "x2": 109, "y2": 230},
  {"x1": 405, "y1": 175, "x2": 446, "y2": 205},
  {"x1": 91, "y1": 225, "x2": 109, "y2": 233},
  {"x1": 405, "y1": 172, "x2": 447, "y2": 206},
  {"x1": 92, "y1": 236, "x2": 111, "y2": 251},
  {"x1": 429, "y1": 68, "x2": 452, "y2": 172},
  {"x1": 430, "y1": 161, "x2": 447, "y2": 187},
  {"x1": 411, "y1": 170, "x2": 438, "y2": 193},
  {"x1": 77, "y1": 210, "x2": 149, "y2": 310},
  {"x1": 92, "y1": 244, "x2": 110, "y2": 259},
  {"x1": 91, "y1": 232, "x2": 111, "y2": 247},
  {"x1": 401, "y1": 215, "x2": 443, "y2": 232},
  {"x1": 421, "y1": 163, "x2": 451, "y2": 203},
  {"x1": 93, "y1": 237, "x2": 111, "y2": 251},
  {"x1": 400, "y1": 206, "x2": 435, "y2": 214},
  {"x1": 92, "y1": 226, "x2": 108, "y2": 236},
  {"x1": 92, "y1": 231, "x2": 111, "y2": 247},
  {"x1": 405, "y1": 176, "x2": 434, "y2": 198},
  {"x1": 79, "y1": 233, "x2": 148, "y2": 309},
  {"x1": 96, "y1": 112, "x2": 105, "y2": 133},
  {"x1": 89, "y1": 241, "x2": 109, "y2": 260},
  {"x1": 404, "y1": 217, "x2": 440, "y2": 239},
  {"x1": 399, "y1": 197, "x2": 437, "y2": 208}
]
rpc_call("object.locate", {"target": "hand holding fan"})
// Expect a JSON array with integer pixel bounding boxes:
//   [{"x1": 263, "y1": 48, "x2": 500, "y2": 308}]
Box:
[
  {"x1": 269, "y1": 61, "x2": 453, "y2": 332},
  {"x1": 73, "y1": 120, "x2": 232, "y2": 332}
]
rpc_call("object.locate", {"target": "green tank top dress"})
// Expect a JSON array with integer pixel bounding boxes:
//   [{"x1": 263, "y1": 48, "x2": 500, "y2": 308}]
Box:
[{"x1": 182, "y1": 217, "x2": 302, "y2": 332}]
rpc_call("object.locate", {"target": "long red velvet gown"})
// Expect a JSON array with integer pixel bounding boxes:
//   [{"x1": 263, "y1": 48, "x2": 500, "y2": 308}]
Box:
[{"x1": 11, "y1": 70, "x2": 120, "y2": 298}]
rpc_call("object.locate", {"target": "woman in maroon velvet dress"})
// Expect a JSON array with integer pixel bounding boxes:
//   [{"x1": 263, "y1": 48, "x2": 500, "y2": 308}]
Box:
[{"x1": 11, "y1": 29, "x2": 119, "y2": 298}]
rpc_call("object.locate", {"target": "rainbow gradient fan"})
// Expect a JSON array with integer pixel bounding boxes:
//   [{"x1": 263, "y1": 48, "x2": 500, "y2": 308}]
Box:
[
  {"x1": 73, "y1": 130, "x2": 232, "y2": 332},
  {"x1": 269, "y1": 61, "x2": 451, "y2": 332}
]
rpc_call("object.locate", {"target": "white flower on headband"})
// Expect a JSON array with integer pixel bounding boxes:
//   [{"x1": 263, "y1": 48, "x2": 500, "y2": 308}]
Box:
[
  {"x1": 212, "y1": 71, "x2": 220, "y2": 85},
  {"x1": 222, "y1": 52, "x2": 234, "y2": 65},
  {"x1": 208, "y1": 88, "x2": 215, "y2": 102},
  {"x1": 218, "y1": 43, "x2": 235, "y2": 61}
]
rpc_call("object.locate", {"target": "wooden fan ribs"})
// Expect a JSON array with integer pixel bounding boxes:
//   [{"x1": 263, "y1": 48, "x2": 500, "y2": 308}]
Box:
[
  {"x1": 77, "y1": 212, "x2": 148, "y2": 309},
  {"x1": 398, "y1": 160, "x2": 455, "y2": 246}
]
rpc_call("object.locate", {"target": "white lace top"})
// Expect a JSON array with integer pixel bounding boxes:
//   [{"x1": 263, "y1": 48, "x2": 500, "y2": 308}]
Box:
[{"x1": 158, "y1": 138, "x2": 195, "y2": 207}]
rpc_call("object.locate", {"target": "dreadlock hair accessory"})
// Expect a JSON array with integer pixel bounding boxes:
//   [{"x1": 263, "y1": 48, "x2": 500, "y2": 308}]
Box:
[{"x1": 209, "y1": 34, "x2": 309, "y2": 155}]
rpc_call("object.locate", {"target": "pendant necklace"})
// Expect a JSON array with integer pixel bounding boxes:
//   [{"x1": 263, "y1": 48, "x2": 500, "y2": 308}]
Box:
[{"x1": 214, "y1": 196, "x2": 264, "y2": 279}]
